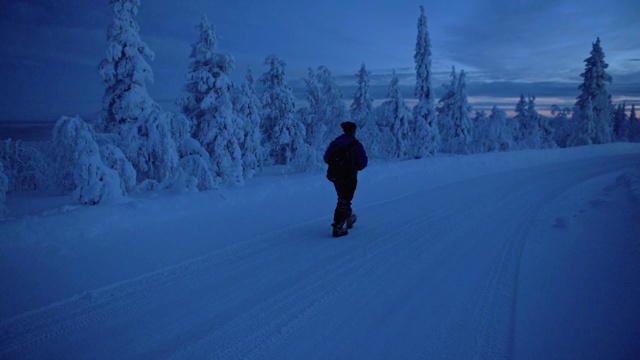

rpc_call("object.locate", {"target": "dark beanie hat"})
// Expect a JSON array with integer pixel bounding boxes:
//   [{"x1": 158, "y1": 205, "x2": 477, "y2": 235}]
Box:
[{"x1": 341, "y1": 121, "x2": 357, "y2": 134}]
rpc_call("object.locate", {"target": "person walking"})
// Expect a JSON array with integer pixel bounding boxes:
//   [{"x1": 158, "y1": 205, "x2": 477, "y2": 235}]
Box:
[{"x1": 324, "y1": 121, "x2": 368, "y2": 237}]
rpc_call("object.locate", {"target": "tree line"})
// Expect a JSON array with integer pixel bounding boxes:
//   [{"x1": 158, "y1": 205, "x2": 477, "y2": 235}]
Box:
[{"x1": 1, "y1": 1, "x2": 639, "y2": 214}]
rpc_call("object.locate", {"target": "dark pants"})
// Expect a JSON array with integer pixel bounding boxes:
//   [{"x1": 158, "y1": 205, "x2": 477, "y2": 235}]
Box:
[{"x1": 333, "y1": 178, "x2": 357, "y2": 226}]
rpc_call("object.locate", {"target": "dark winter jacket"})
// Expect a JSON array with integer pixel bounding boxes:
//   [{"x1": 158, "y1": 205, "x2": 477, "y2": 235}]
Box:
[{"x1": 323, "y1": 134, "x2": 368, "y2": 178}]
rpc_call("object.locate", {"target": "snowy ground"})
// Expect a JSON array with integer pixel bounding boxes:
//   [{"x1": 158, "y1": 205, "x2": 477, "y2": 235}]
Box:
[{"x1": 1, "y1": 144, "x2": 640, "y2": 359}]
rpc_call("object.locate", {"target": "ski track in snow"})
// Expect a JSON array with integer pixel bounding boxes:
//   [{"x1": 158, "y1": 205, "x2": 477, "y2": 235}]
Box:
[{"x1": 1, "y1": 152, "x2": 639, "y2": 359}]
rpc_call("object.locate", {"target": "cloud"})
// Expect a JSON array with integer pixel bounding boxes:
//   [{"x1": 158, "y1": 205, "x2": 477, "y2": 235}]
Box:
[
  {"x1": 436, "y1": 0, "x2": 640, "y2": 83},
  {"x1": 1, "y1": 0, "x2": 637, "y2": 122}
]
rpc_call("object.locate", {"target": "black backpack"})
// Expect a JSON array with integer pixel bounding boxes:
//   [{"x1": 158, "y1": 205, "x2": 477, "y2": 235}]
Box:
[{"x1": 326, "y1": 140, "x2": 359, "y2": 183}]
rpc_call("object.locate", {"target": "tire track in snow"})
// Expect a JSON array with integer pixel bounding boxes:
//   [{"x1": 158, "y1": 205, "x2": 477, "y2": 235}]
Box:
[
  {"x1": 287, "y1": 208, "x2": 462, "y2": 360},
  {"x1": 420, "y1": 157, "x2": 640, "y2": 359},
  {"x1": 2, "y1": 155, "x2": 638, "y2": 359},
  {"x1": 167, "y1": 209, "x2": 454, "y2": 360},
  {"x1": 0, "y1": 218, "x2": 334, "y2": 359}
]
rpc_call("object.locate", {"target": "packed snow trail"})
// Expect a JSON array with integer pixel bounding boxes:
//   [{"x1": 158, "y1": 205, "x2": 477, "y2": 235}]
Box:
[{"x1": 1, "y1": 153, "x2": 639, "y2": 359}]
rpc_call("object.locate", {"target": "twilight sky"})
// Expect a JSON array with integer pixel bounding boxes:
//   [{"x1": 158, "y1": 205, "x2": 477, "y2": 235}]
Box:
[{"x1": 0, "y1": 0, "x2": 638, "y2": 122}]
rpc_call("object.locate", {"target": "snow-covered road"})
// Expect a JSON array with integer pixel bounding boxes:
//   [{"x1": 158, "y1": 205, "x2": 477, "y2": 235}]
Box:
[{"x1": 1, "y1": 147, "x2": 639, "y2": 359}]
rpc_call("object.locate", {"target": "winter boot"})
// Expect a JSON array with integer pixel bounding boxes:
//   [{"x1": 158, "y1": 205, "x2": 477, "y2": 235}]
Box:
[
  {"x1": 332, "y1": 223, "x2": 348, "y2": 237},
  {"x1": 346, "y1": 213, "x2": 357, "y2": 229}
]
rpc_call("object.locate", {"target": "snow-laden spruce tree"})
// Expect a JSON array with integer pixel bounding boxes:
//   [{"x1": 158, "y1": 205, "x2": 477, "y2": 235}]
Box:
[
  {"x1": 569, "y1": 38, "x2": 614, "y2": 146},
  {"x1": 611, "y1": 102, "x2": 639, "y2": 143},
  {"x1": 52, "y1": 116, "x2": 126, "y2": 204},
  {"x1": 0, "y1": 161, "x2": 8, "y2": 218},
  {"x1": 74, "y1": 139, "x2": 124, "y2": 205},
  {"x1": 350, "y1": 63, "x2": 380, "y2": 157},
  {"x1": 98, "y1": 0, "x2": 195, "y2": 190},
  {"x1": 300, "y1": 65, "x2": 346, "y2": 167},
  {"x1": 358, "y1": 112, "x2": 382, "y2": 159},
  {"x1": 629, "y1": 105, "x2": 640, "y2": 142},
  {"x1": 169, "y1": 133, "x2": 215, "y2": 191},
  {"x1": 99, "y1": 143, "x2": 137, "y2": 194},
  {"x1": 232, "y1": 67, "x2": 263, "y2": 179},
  {"x1": 612, "y1": 102, "x2": 629, "y2": 141},
  {"x1": 511, "y1": 95, "x2": 528, "y2": 147},
  {"x1": 513, "y1": 95, "x2": 553, "y2": 148},
  {"x1": 0, "y1": 139, "x2": 49, "y2": 191},
  {"x1": 302, "y1": 67, "x2": 328, "y2": 156},
  {"x1": 97, "y1": 0, "x2": 155, "y2": 133},
  {"x1": 52, "y1": 116, "x2": 98, "y2": 192},
  {"x1": 350, "y1": 63, "x2": 374, "y2": 129},
  {"x1": 438, "y1": 67, "x2": 472, "y2": 154},
  {"x1": 123, "y1": 109, "x2": 199, "y2": 189},
  {"x1": 550, "y1": 105, "x2": 573, "y2": 148},
  {"x1": 569, "y1": 97, "x2": 597, "y2": 146},
  {"x1": 178, "y1": 14, "x2": 220, "y2": 131},
  {"x1": 412, "y1": 5, "x2": 439, "y2": 158},
  {"x1": 179, "y1": 15, "x2": 243, "y2": 185},
  {"x1": 371, "y1": 104, "x2": 395, "y2": 159},
  {"x1": 453, "y1": 70, "x2": 473, "y2": 153},
  {"x1": 317, "y1": 66, "x2": 347, "y2": 142},
  {"x1": 487, "y1": 106, "x2": 513, "y2": 151},
  {"x1": 377, "y1": 70, "x2": 412, "y2": 159},
  {"x1": 437, "y1": 67, "x2": 457, "y2": 152},
  {"x1": 260, "y1": 55, "x2": 307, "y2": 168},
  {"x1": 471, "y1": 110, "x2": 489, "y2": 153},
  {"x1": 537, "y1": 103, "x2": 556, "y2": 148}
]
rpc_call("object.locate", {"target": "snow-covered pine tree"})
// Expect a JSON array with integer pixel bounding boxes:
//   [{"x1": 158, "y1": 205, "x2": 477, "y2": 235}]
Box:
[
  {"x1": 516, "y1": 95, "x2": 554, "y2": 149},
  {"x1": 97, "y1": 0, "x2": 156, "y2": 133},
  {"x1": 629, "y1": 104, "x2": 640, "y2": 142},
  {"x1": 52, "y1": 116, "x2": 126, "y2": 204},
  {"x1": 412, "y1": 5, "x2": 439, "y2": 158},
  {"x1": 74, "y1": 137, "x2": 124, "y2": 205},
  {"x1": 471, "y1": 110, "x2": 489, "y2": 153},
  {"x1": 0, "y1": 161, "x2": 8, "y2": 218},
  {"x1": 300, "y1": 65, "x2": 346, "y2": 168},
  {"x1": 173, "y1": 154, "x2": 216, "y2": 191},
  {"x1": 302, "y1": 67, "x2": 328, "y2": 156},
  {"x1": 350, "y1": 63, "x2": 374, "y2": 130},
  {"x1": 180, "y1": 15, "x2": 243, "y2": 186},
  {"x1": 537, "y1": 106, "x2": 556, "y2": 149},
  {"x1": 437, "y1": 67, "x2": 458, "y2": 152},
  {"x1": 512, "y1": 95, "x2": 525, "y2": 143},
  {"x1": 233, "y1": 67, "x2": 263, "y2": 179},
  {"x1": 98, "y1": 0, "x2": 192, "y2": 190},
  {"x1": 120, "y1": 109, "x2": 195, "y2": 189},
  {"x1": 569, "y1": 97, "x2": 597, "y2": 146},
  {"x1": 438, "y1": 67, "x2": 472, "y2": 154},
  {"x1": 358, "y1": 111, "x2": 382, "y2": 159},
  {"x1": 487, "y1": 106, "x2": 513, "y2": 151},
  {"x1": 349, "y1": 63, "x2": 381, "y2": 159},
  {"x1": 453, "y1": 70, "x2": 473, "y2": 153},
  {"x1": 316, "y1": 66, "x2": 347, "y2": 142},
  {"x1": 99, "y1": 143, "x2": 137, "y2": 194},
  {"x1": 296, "y1": 68, "x2": 324, "y2": 169},
  {"x1": 570, "y1": 37, "x2": 614, "y2": 146},
  {"x1": 378, "y1": 70, "x2": 412, "y2": 159},
  {"x1": 179, "y1": 15, "x2": 218, "y2": 132},
  {"x1": 260, "y1": 55, "x2": 307, "y2": 167},
  {"x1": 569, "y1": 99, "x2": 596, "y2": 146},
  {"x1": 52, "y1": 116, "x2": 97, "y2": 192},
  {"x1": 612, "y1": 102, "x2": 628, "y2": 141},
  {"x1": 371, "y1": 104, "x2": 395, "y2": 159},
  {"x1": 0, "y1": 139, "x2": 49, "y2": 191},
  {"x1": 550, "y1": 105, "x2": 573, "y2": 148}
]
